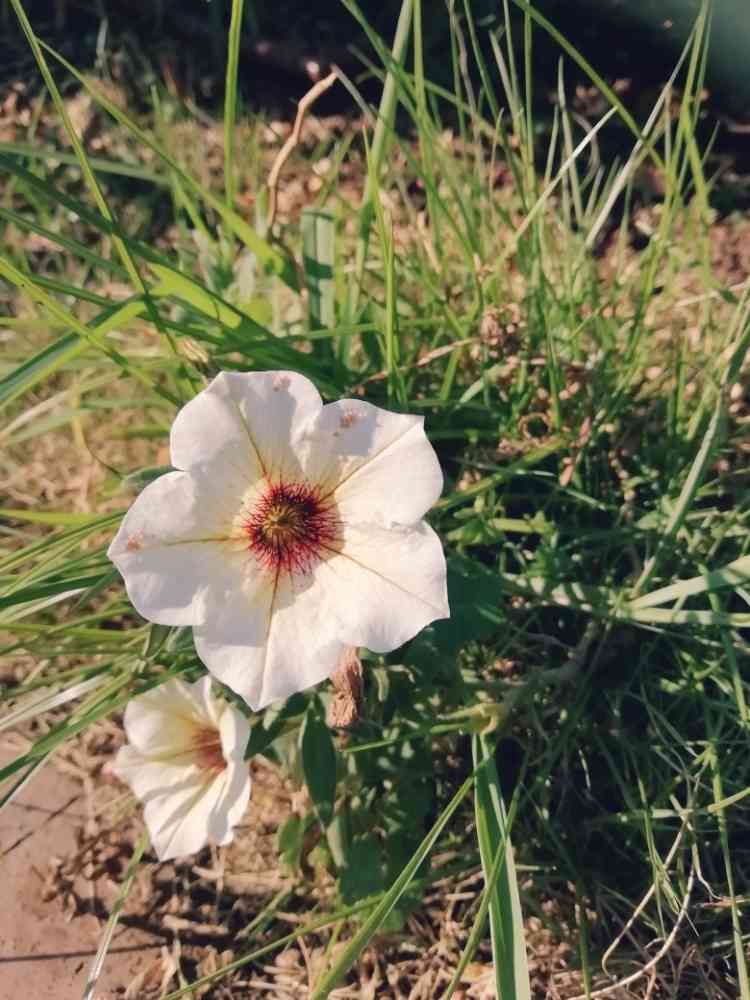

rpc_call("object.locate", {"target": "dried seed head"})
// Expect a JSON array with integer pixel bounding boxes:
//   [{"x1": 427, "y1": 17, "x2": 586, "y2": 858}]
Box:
[{"x1": 327, "y1": 647, "x2": 364, "y2": 728}]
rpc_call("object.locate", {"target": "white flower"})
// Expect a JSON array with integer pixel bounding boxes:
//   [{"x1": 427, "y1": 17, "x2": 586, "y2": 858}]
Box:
[
  {"x1": 108, "y1": 371, "x2": 449, "y2": 710},
  {"x1": 113, "y1": 677, "x2": 251, "y2": 860}
]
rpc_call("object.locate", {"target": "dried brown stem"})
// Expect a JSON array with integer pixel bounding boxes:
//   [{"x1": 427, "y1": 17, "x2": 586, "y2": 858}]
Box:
[{"x1": 266, "y1": 70, "x2": 338, "y2": 229}]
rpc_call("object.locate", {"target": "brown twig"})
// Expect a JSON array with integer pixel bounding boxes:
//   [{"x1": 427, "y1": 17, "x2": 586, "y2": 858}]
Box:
[{"x1": 266, "y1": 70, "x2": 338, "y2": 230}]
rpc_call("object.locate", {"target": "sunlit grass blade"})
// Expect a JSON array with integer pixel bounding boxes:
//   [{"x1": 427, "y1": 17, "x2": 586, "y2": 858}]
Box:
[
  {"x1": 8, "y1": 0, "x2": 146, "y2": 291},
  {"x1": 0, "y1": 674, "x2": 105, "y2": 733},
  {"x1": 0, "y1": 573, "x2": 106, "y2": 611},
  {"x1": 472, "y1": 731, "x2": 531, "y2": 1000},
  {"x1": 223, "y1": 0, "x2": 245, "y2": 210},
  {"x1": 707, "y1": 737, "x2": 750, "y2": 1000},
  {"x1": 0, "y1": 753, "x2": 51, "y2": 814},
  {"x1": 310, "y1": 774, "x2": 474, "y2": 998},
  {"x1": 0, "y1": 257, "x2": 172, "y2": 401},
  {"x1": 160, "y1": 897, "x2": 376, "y2": 1000},
  {"x1": 620, "y1": 608, "x2": 750, "y2": 627},
  {"x1": 0, "y1": 332, "x2": 87, "y2": 408},
  {"x1": 630, "y1": 555, "x2": 750, "y2": 610},
  {"x1": 341, "y1": 0, "x2": 413, "y2": 315},
  {"x1": 83, "y1": 831, "x2": 148, "y2": 1000},
  {"x1": 511, "y1": 0, "x2": 666, "y2": 172},
  {"x1": 301, "y1": 208, "x2": 336, "y2": 336},
  {"x1": 39, "y1": 39, "x2": 299, "y2": 290}
]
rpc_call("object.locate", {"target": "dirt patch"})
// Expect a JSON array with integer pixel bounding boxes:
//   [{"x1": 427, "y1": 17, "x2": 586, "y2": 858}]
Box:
[
  {"x1": 0, "y1": 742, "x2": 161, "y2": 999},
  {"x1": 3, "y1": 726, "x2": 588, "y2": 998}
]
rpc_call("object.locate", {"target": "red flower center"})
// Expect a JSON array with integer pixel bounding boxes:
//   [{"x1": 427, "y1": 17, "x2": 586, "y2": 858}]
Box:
[{"x1": 243, "y1": 482, "x2": 340, "y2": 575}]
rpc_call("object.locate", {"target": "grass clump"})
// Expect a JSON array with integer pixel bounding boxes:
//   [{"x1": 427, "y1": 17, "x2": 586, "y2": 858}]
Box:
[{"x1": 1, "y1": 0, "x2": 749, "y2": 996}]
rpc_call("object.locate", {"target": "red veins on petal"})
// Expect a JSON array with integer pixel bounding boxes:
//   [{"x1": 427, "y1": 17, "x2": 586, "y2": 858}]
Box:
[
  {"x1": 242, "y1": 481, "x2": 340, "y2": 575},
  {"x1": 192, "y1": 728, "x2": 226, "y2": 774}
]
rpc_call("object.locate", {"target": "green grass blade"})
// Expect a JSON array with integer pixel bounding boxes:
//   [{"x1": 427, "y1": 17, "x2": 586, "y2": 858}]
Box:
[
  {"x1": 8, "y1": 0, "x2": 144, "y2": 291},
  {"x1": 82, "y1": 831, "x2": 148, "y2": 1000},
  {"x1": 39, "y1": 40, "x2": 298, "y2": 290},
  {"x1": 632, "y1": 389, "x2": 724, "y2": 595},
  {"x1": 630, "y1": 555, "x2": 750, "y2": 610},
  {"x1": 224, "y1": 0, "x2": 245, "y2": 210},
  {"x1": 472, "y1": 732, "x2": 531, "y2": 1000},
  {"x1": 0, "y1": 509, "x2": 113, "y2": 527},
  {"x1": 0, "y1": 204, "x2": 129, "y2": 278},
  {"x1": 161, "y1": 898, "x2": 376, "y2": 1000},
  {"x1": 0, "y1": 141, "x2": 165, "y2": 184},
  {"x1": 302, "y1": 208, "x2": 336, "y2": 333},
  {"x1": 0, "y1": 256, "x2": 167, "y2": 400},
  {"x1": 0, "y1": 332, "x2": 86, "y2": 408},
  {"x1": 0, "y1": 753, "x2": 51, "y2": 814},
  {"x1": 342, "y1": 0, "x2": 413, "y2": 315},
  {"x1": 310, "y1": 774, "x2": 474, "y2": 998},
  {"x1": 621, "y1": 608, "x2": 750, "y2": 628},
  {"x1": 510, "y1": 0, "x2": 665, "y2": 173},
  {"x1": 0, "y1": 675, "x2": 105, "y2": 733},
  {"x1": 707, "y1": 739, "x2": 750, "y2": 1000},
  {"x1": 0, "y1": 574, "x2": 105, "y2": 611}
]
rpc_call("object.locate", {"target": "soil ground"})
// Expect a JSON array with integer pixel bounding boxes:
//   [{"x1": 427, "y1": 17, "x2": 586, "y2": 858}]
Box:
[{"x1": 0, "y1": 744, "x2": 162, "y2": 1000}]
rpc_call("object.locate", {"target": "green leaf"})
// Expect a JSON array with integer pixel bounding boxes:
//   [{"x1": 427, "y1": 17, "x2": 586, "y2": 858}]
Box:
[
  {"x1": 277, "y1": 813, "x2": 312, "y2": 870},
  {"x1": 245, "y1": 694, "x2": 307, "y2": 759},
  {"x1": 300, "y1": 703, "x2": 337, "y2": 828},
  {"x1": 340, "y1": 834, "x2": 385, "y2": 903},
  {"x1": 310, "y1": 773, "x2": 474, "y2": 999},
  {"x1": 411, "y1": 555, "x2": 505, "y2": 662}
]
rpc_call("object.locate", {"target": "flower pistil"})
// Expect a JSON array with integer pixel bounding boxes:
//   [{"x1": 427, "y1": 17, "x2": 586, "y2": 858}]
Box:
[
  {"x1": 192, "y1": 728, "x2": 226, "y2": 774},
  {"x1": 242, "y1": 481, "x2": 340, "y2": 575}
]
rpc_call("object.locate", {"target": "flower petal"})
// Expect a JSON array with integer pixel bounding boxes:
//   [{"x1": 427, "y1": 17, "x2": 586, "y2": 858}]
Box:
[
  {"x1": 108, "y1": 470, "x2": 248, "y2": 626},
  {"x1": 113, "y1": 745, "x2": 204, "y2": 801},
  {"x1": 172, "y1": 370, "x2": 323, "y2": 481},
  {"x1": 194, "y1": 571, "x2": 345, "y2": 711},
  {"x1": 169, "y1": 375, "x2": 263, "y2": 482},
  {"x1": 214, "y1": 760, "x2": 252, "y2": 846},
  {"x1": 192, "y1": 675, "x2": 224, "y2": 729},
  {"x1": 122, "y1": 678, "x2": 212, "y2": 755},
  {"x1": 297, "y1": 400, "x2": 443, "y2": 523},
  {"x1": 218, "y1": 701, "x2": 251, "y2": 765},
  {"x1": 114, "y1": 679, "x2": 252, "y2": 859},
  {"x1": 141, "y1": 770, "x2": 231, "y2": 860},
  {"x1": 319, "y1": 520, "x2": 449, "y2": 652}
]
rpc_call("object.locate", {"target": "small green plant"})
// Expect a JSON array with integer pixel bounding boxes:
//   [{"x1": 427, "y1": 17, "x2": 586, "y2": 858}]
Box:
[{"x1": 1, "y1": 1, "x2": 749, "y2": 997}]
